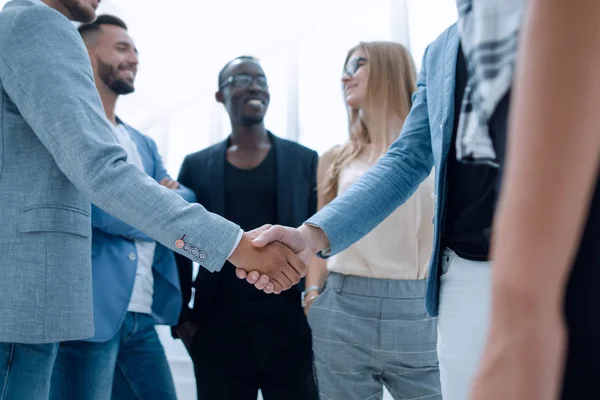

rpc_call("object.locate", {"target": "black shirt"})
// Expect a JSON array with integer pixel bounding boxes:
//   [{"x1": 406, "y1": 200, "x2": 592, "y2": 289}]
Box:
[
  {"x1": 224, "y1": 149, "x2": 277, "y2": 233},
  {"x1": 561, "y1": 175, "x2": 600, "y2": 399},
  {"x1": 211, "y1": 148, "x2": 298, "y2": 320},
  {"x1": 442, "y1": 45, "x2": 499, "y2": 261},
  {"x1": 489, "y1": 91, "x2": 600, "y2": 400}
]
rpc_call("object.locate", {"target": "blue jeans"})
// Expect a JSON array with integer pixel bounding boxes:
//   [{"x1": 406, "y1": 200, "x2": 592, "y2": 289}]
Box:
[
  {"x1": 50, "y1": 312, "x2": 176, "y2": 400},
  {"x1": 0, "y1": 342, "x2": 58, "y2": 400}
]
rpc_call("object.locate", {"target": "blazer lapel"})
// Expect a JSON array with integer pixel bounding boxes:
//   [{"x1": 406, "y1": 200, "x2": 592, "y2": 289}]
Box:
[
  {"x1": 271, "y1": 133, "x2": 291, "y2": 226},
  {"x1": 119, "y1": 122, "x2": 154, "y2": 176},
  {"x1": 206, "y1": 139, "x2": 228, "y2": 217},
  {"x1": 441, "y1": 25, "x2": 461, "y2": 159}
]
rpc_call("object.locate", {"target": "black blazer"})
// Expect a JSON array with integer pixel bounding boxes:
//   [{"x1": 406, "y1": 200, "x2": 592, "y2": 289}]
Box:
[{"x1": 175, "y1": 132, "x2": 318, "y2": 323}]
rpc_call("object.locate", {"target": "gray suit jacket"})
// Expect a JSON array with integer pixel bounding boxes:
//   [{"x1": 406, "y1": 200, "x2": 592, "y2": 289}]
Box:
[{"x1": 0, "y1": 0, "x2": 240, "y2": 344}]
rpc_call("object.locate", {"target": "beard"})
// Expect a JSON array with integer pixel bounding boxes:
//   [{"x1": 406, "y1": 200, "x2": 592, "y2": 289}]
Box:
[
  {"x1": 58, "y1": 0, "x2": 96, "y2": 23},
  {"x1": 107, "y1": 79, "x2": 135, "y2": 95},
  {"x1": 96, "y1": 58, "x2": 135, "y2": 95}
]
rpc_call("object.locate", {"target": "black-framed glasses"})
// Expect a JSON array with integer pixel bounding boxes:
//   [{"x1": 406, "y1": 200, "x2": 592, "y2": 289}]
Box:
[
  {"x1": 219, "y1": 74, "x2": 268, "y2": 90},
  {"x1": 344, "y1": 56, "x2": 368, "y2": 77}
]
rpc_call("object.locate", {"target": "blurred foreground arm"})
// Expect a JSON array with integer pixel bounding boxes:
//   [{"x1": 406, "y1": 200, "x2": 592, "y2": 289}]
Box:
[{"x1": 470, "y1": 0, "x2": 600, "y2": 399}]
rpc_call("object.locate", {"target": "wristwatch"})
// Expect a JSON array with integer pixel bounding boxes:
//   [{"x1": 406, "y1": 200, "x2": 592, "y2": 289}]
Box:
[{"x1": 301, "y1": 285, "x2": 322, "y2": 308}]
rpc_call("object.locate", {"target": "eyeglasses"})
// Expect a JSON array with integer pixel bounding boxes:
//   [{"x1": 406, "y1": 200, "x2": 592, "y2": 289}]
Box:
[
  {"x1": 344, "y1": 57, "x2": 368, "y2": 77},
  {"x1": 219, "y1": 74, "x2": 268, "y2": 90}
]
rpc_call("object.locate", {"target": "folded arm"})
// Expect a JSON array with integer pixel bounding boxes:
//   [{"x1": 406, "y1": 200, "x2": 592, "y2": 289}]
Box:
[{"x1": 148, "y1": 136, "x2": 197, "y2": 203}]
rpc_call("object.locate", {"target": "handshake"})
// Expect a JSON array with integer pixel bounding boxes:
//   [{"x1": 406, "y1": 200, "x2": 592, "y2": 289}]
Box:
[{"x1": 227, "y1": 224, "x2": 329, "y2": 294}]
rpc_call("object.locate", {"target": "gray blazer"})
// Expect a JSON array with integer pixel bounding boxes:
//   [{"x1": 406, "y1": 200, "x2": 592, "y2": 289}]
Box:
[{"x1": 0, "y1": 0, "x2": 240, "y2": 344}]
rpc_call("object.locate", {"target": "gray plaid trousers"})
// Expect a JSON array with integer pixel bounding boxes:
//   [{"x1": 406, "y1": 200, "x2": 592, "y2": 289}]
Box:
[{"x1": 307, "y1": 273, "x2": 441, "y2": 400}]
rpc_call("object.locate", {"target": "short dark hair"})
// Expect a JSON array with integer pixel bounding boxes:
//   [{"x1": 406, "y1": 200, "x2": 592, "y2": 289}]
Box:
[
  {"x1": 217, "y1": 55, "x2": 259, "y2": 88},
  {"x1": 78, "y1": 14, "x2": 128, "y2": 42}
]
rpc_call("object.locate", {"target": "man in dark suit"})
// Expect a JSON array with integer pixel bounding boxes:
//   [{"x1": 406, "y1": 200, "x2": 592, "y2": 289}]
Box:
[{"x1": 174, "y1": 56, "x2": 319, "y2": 400}]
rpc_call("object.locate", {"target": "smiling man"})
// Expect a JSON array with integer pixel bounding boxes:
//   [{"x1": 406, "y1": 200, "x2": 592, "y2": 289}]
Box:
[{"x1": 173, "y1": 56, "x2": 319, "y2": 400}]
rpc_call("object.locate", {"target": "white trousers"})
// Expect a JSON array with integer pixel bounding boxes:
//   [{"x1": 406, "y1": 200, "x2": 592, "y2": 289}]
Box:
[{"x1": 437, "y1": 249, "x2": 492, "y2": 400}]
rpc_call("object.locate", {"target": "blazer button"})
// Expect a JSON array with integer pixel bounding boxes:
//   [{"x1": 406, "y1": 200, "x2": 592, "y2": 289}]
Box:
[
  {"x1": 196, "y1": 252, "x2": 207, "y2": 261},
  {"x1": 190, "y1": 248, "x2": 199, "y2": 256},
  {"x1": 128, "y1": 252, "x2": 137, "y2": 261}
]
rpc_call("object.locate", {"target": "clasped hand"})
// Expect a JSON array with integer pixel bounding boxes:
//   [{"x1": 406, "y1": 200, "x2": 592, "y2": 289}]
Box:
[{"x1": 228, "y1": 224, "x2": 316, "y2": 294}]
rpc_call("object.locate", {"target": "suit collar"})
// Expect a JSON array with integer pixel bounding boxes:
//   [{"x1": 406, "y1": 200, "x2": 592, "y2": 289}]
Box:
[
  {"x1": 441, "y1": 24, "x2": 460, "y2": 156},
  {"x1": 271, "y1": 133, "x2": 292, "y2": 225},
  {"x1": 206, "y1": 140, "x2": 228, "y2": 217}
]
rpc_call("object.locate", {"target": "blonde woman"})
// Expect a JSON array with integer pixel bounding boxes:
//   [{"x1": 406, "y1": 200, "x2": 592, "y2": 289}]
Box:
[{"x1": 302, "y1": 42, "x2": 440, "y2": 400}]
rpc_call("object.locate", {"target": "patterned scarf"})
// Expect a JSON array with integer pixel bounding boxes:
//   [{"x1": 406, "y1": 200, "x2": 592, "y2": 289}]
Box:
[{"x1": 455, "y1": 0, "x2": 525, "y2": 167}]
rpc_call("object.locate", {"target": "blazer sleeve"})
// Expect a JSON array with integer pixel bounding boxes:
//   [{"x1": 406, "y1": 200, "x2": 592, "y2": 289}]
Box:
[
  {"x1": 91, "y1": 136, "x2": 196, "y2": 240},
  {"x1": 306, "y1": 45, "x2": 435, "y2": 256},
  {"x1": 0, "y1": 7, "x2": 239, "y2": 272},
  {"x1": 91, "y1": 205, "x2": 154, "y2": 241}
]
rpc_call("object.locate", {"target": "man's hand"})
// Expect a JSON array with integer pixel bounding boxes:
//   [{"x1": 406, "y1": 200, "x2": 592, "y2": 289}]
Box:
[
  {"x1": 236, "y1": 224, "x2": 328, "y2": 290},
  {"x1": 228, "y1": 231, "x2": 307, "y2": 294},
  {"x1": 159, "y1": 177, "x2": 180, "y2": 189},
  {"x1": 252, "y1": 225, "x2": 316, "y2": 265},
  {"x1": 303, "y1": 288, "x2": 320, "y2": 316},
  {"x1": 238, "y1": 225, "x2": 275, "y2": 293}
]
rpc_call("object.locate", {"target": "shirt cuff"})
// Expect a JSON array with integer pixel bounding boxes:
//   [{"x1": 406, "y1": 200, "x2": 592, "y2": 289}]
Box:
[
  {"x1": 303, "y1": 222, "x2": 332, "y2": 258},
  {"x1": 227, "y1": 229, "x2": 244, "y2": 259}
]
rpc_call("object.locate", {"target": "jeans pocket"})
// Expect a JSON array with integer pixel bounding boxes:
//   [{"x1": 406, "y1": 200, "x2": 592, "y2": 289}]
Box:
[{"x1": 441, "y1": 251, "x2": 454, "y2": 278}]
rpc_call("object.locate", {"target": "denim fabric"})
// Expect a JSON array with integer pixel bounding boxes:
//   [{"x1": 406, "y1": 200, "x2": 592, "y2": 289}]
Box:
[
  {"x1": 0, "y1": 342, "x2": 58, "y2": 400},
  {"x1": 50, "y1": 313, "x2": 176, "y2": 400}
]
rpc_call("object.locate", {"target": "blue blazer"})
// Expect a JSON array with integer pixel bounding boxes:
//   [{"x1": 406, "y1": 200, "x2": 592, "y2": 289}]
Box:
[
  {"x1": 88, "y1": 119, "x2": 196, "y2": 342},
  {"x1": 307, "y1": 24, "x2": 459, "y2": 317}
]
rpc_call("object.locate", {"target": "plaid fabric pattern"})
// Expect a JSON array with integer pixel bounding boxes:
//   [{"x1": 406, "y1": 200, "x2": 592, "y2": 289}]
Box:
[
  {"x1": 307, "y1": 273, "x2": 441, "y2": 400},
  {"x1": 455, "y1": 0, "x2": 525, "y2": 166}
]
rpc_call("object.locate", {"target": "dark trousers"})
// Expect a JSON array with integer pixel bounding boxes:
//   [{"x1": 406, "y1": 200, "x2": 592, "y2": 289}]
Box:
[{"x1": 190, "y1": 309, "x2": 318, "y2": 400}]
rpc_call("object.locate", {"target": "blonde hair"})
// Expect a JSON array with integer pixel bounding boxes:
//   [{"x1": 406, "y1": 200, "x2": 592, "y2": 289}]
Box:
[{"x1": 322, "y1": 41, "x2": 417, "y2": 201}]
